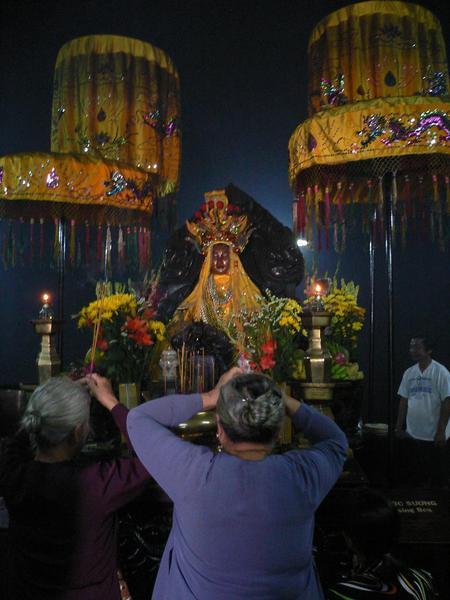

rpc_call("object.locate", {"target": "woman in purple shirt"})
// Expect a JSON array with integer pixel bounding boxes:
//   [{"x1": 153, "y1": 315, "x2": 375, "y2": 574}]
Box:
[
  {"x1": 127, "y1": 370, "x2": 348, "y2": 599},
  {"x1": 0, "y1": 374, "x2": 150, "y2": 599}
]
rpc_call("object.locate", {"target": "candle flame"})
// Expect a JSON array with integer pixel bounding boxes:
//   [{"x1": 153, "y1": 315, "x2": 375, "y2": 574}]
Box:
[
  {"x1": 42, "y1": 293, "x2": 50, "y2": 304},
  {"x1": 315, "y1": 284, "x2": 322, "y2": 294}
]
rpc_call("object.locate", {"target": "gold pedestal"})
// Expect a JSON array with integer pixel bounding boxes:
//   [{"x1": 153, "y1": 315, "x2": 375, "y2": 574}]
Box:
[
  {"x1": 31, "y1": 319, "x2": 62, "y2": 384},
  {"x1": 300, "y1": 309, "x2": 335, "y2": 420},
  {"x1": 299, "y1": 382, "x2": 335, "y2": 420},
  {"x1": 301, "y1": 310, "x2": 332, "y2": 383}
]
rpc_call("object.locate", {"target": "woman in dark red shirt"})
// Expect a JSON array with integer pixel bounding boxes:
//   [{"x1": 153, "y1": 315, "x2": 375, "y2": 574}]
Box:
[{"x1": 0, "y1": 374, "x2": 150, "y2": 600}]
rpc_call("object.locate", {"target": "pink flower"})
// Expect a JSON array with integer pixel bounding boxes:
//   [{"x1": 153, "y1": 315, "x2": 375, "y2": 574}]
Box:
[{"x1": 333, "y1": 352, "x2": 347, "y2": 365}]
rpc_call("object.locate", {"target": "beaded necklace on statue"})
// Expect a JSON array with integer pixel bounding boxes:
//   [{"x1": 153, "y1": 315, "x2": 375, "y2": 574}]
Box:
[{"x1": 207, "y1": 274, "x2": 232, "y2": 305}]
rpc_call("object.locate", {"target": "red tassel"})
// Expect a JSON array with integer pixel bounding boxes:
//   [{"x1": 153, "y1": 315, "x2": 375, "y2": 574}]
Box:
[
  {"x1": 96, "y1": 225, "x2": 103, "y2": 266},
  {"x1": 69, "y1": 220, "x2": 76, "y2": 268},
  {"x1": 298, "y1": 193, "x2": 306, "y2": 237},
  {"x1": 85, "y1": 222, "x2": 90, "y2": 265},
  {"x1": 292, "y1": 200, "x2": 298, "y2": 236},
  {"x1": 145, "y1": 227, "x2": 151, "y2": 266},
  {"x1": 337, "y1": 182, "x2": 344, "y2": 224}
]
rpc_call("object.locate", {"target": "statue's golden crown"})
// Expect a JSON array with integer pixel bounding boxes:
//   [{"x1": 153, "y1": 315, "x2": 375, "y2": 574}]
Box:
[{"x1": 186, "y1": 190, "x2": 252, "y2": 255}]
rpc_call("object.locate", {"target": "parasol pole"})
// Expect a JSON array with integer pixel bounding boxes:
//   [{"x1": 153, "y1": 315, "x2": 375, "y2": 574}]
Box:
[
  {"x1": 57, "y1": 217, "x2": 67, "y2": 369},
  {"x1": 384, "y1": 171, "x2": 396, "y2": 487},
  {"x1": 368, "y1": 205, "x2": 376, "y2": 415}
]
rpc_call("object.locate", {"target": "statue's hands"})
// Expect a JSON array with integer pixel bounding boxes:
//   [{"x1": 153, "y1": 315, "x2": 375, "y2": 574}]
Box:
[{"x1": 202, "y1": 367, "x2": 243, "y2": 411}]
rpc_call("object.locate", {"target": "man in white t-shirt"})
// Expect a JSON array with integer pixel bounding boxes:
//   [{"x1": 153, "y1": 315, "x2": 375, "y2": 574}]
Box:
[{"x1": 396, "y1": 336, "x2": 450, "y2": 486}]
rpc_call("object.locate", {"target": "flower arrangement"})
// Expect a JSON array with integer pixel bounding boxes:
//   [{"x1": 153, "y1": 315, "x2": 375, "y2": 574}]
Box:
[
  {"x1": 228, "y1": 291, "x2": 307, "y2": 384},
  {"x1": 77, "y1": 284, "x2": 166, "y2": 385},
  {"x1": 304, "y1": 276, "x2": 365, "y2": 381}
]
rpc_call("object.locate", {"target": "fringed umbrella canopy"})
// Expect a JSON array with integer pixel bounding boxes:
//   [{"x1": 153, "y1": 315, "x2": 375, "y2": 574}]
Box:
[
  {"x1": 289, "y1": 1, "x2": 450, "y2": 252},
  {"x1": 0, "y1": 35, "x2": 181, "y2": 272}
]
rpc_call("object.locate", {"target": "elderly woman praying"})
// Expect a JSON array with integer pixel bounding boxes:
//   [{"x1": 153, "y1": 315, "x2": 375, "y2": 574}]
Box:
[
  {"x1": 0, "y1": 374, "x2": 150, "y2": 599},
  {"x1": 127, "y1": 370, "x2": 348, "y2": 599}
]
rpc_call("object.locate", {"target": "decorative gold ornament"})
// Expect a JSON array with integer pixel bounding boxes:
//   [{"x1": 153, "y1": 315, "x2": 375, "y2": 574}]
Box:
[{"x1": 186, "y1": 190, "x2": 253, "y2": 255}]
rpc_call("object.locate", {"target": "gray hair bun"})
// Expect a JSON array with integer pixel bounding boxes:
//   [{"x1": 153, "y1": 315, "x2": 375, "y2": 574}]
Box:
[
  {"x1": 239, "y1": 389, "x2": 282, "y2": 429},
  {"x1": 21, "y1": 376, "x2": 90, "y2": 452},
  {"x1": 22, "y1": 410, "x2": 43, "y2": 433},
  {"x1": 217, "y1": 374, "x2": 285, "y2": 444}
]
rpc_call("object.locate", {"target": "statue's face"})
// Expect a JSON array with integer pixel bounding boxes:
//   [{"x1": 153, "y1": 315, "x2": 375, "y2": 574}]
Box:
[{"x1": 210, "y1": 243, "x2": 230, "y2": 275}]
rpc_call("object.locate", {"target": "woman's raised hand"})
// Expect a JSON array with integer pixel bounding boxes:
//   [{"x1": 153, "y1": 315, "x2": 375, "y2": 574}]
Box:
[
  {"x1": 202, "y1": 366, "x2": 243, "y2": 410},
  {"x1": 83, "y1": 373, "x2": 119, "y2": 412}
]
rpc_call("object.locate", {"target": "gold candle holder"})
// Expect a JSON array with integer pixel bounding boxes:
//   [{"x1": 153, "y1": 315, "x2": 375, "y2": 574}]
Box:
[
  {"x1": 300, "y1": 306, "x2": 335, "y2": 417},
  {"x1": 31, "y1": 293, "x2": 62, "y2": 385}
]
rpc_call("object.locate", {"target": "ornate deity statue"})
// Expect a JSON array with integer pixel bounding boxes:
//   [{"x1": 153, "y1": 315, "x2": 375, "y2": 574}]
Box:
[
  {"x1": 150, "y1": 185, "x2": 304, "y2": 377},
  {"x1": 170, "y1": 190, "x2": 262, "y2": 332}
]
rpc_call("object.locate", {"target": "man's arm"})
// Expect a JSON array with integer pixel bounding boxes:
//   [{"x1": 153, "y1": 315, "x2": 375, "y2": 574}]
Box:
[
  {"x1": 395, "y1": 397, "x2": 408, "y2": 433},
  {"x1": 435, "y1": 397, "x2": 450, "y2": 447}
]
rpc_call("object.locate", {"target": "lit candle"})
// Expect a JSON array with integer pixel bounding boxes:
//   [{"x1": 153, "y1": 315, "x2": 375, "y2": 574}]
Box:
[
  {"x1": 315, "y1": 283, "x2": 322, "y2": 298},
  {"x1": 39, "y1": 292, "x2": 54, "y2": 319}
]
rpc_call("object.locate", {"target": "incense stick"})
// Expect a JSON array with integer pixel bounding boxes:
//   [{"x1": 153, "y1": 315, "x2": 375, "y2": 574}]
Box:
[{"x1": 89, "y1": 288, "x2": 106, "y2": 374}]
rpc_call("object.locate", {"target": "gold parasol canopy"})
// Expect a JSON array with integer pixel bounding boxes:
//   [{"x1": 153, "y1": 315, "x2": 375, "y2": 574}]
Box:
[
  {"x1": 51, "y1": 35, "x2": 181, "y2": 195},
  {"x1": 289, "y1": 1, "x2": 450, "y2": 251},
  {"x1": 0, "y1": 35, "x2": 181, "y2": 271}
]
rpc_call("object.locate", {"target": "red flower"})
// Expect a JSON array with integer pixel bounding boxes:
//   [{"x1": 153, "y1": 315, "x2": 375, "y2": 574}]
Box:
[
  {"x1": 97, "y1": 338, "x2": 109, "y2": 351},
  {"x1": 260, "y1": 355, "x2": 276, "y2": 370},
  {"x1": 200, "y1": 203, "x2": 206, "y2": 212},
  {"x1": 216, "y1": 200, "x2": 224, "y2": 209},
  {"x1": 124, "y1": 317, "x2": 154, "y2": 346},
  {"x1": 194, "y1": 210, "x2": 202, "y2": 219},
  {"x1": 226, "y1": 204, "x2": 234, "y2": 214},
  {"x1": 143, "y1": 307, "x2": 155, "y2": 320},
  {"x1": 208, "y1": 200, "x2": 215, "y2": 209},
  {"x1": 129, "y1": 330, "x2": 153, "y2": 346},
  {"x1": 261, "y1": 339, "x2": 277, "y2": 355}
]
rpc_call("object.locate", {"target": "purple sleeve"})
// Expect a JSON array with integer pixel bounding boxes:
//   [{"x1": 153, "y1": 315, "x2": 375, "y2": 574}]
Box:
[
  {"x1": 287, "y1": 403, "x2": 348, "y2": 506},
  {"x1": 83, "y1": 404, "x2": 151, "y2": 514},
  {"x1": 127, "y1": 394, "x2": 213, "y2": 502}
]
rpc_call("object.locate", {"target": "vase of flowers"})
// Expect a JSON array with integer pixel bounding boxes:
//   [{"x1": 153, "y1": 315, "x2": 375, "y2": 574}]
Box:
[
  {"x1": 228, "y1": 291, "x2": 308, "y2": 385},
  {"x1": 77, "y1": 288, "x2": 166, "y2": 394}
]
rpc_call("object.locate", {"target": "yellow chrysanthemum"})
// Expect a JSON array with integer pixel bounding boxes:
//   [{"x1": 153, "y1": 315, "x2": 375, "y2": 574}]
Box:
[{"x1": 78, "y1": 293, "x2": 137, "y2": 327}]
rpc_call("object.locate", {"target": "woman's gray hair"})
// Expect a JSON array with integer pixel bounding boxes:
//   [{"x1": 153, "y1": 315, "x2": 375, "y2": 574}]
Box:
[
  {"x1": 216, "y1": 374, "x2": 285, "y2": 444},
  {"x1": 21, "y1": 377, "x2": 90, "y2": 451}
]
